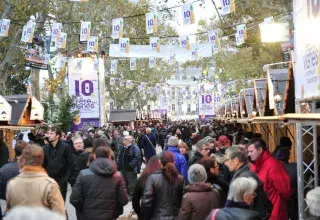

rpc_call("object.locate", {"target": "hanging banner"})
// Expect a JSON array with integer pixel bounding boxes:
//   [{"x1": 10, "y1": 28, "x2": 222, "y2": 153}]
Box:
[
  {"x1": 126, "y1": 80, "x2": 132, "y2": 88},
  {"x1": 149, "y1": 57, "x2": 156, "y2": 68},
  {"x1": 0, "y1": 95, "x2": 12, "y2": 121},
  {"x1": 30, "y1": 97, "x2": 44, "y2": 121},
  {"x1": 87, "y1": 36, "x2": 98, "y2": 52},
  {"x1": 56, "y1": 32, "x2": 67, "y2": 49},
  {"x1": 51, "y1": 23, "x2": 62, "y2": 42},
  {"x1": 119, "y1": 38, "x2": 130, "y2": 53},
  {"x1": 208, "y1": 30, "x2": 221, "y2": 53},
  {"x1": 80, "y1": 21, "x2": 91, "y2": 42},
  {"x1": 26, "y1": 21, "x2": 35, "y2": 43},
  {"x1": 236, "y1": 24, "x2": 247, "y2": 45},
  {"x1": 146, "y1": 12, "x2": 158, "y2": 34},
  {"x1": 150, "y1": 37, "x2": 160, "y2": 52},
  {"x1": 110, "y1": 60, "x2": 118, "y2": 72},
  {"x1": 130, "y1": 58, "x2": 136, "y2": 70},
  {"x1": 192, "y1": 48, "x2": 198, "y2": 60},
  {"x1": 21, "y1": 25, "x2": 28, "y2": 42},
  {"x1": 182, "y1": 3, "x2": 195, "y2": 25},
  {"x1": 180, "y1": 35, "x2": 191, "y2": 50},
  {"x1": 112, "y1": 18, "x2": 123, "y2": 39},
  {"x1": 110, "y1": 77, "x2": 115, "y2": 86},
  {"x1": 220, "y1": 0, "x2": 235, "y2": 15},
  {"x1": 169, "y1": 53, "x2": 176, "y2": 65},
  {"x1": 0, "y1": 19, "x2": 10, "y2": 37}
]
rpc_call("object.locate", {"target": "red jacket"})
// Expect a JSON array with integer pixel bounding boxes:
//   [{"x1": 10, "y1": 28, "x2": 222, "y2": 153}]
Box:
[{"x1": 250, "y1": 151, "x2": 292, "y2": 220}]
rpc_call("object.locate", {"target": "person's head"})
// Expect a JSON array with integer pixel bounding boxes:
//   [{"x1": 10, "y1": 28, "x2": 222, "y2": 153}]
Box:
[
  {"x1": 14, "y1": 140, "x2": 28, "y2": 158},
  {"x1": 178, "y1": 141, "x2": 189, "y2": 155},
  {"x1": 122, "y1": 135, "x2": 133, "y2": 147},
  {"x1": 203, "y1": 136, "x2": 215, "y2": 148},
  {"x1": 141, "y1": 155, "x2": 161, "y2": 183},
  {"x1": 218, "y1": 135, "x2": 231, "y2": 149},
  {"x1": 94, "y1": 146, "x2": 114, "y2": 160},
  {"x1": 175, "y1": 128, "x2": 181, "y2": 135},
  {"x1": 228, "y1": 177, "x2": 258, "y2": 206},
  {"x1": 48, "y1": 127, "x2": 62, "y2": 143},
  {"x1": 145, "y1": 128, "x2": 151, "y2": 134},
  {"x1": 244, "y1": 132, "x2": 253, "y2": 140},
  {"x1": 279, "y1": 136, "x2": 292, "y2": 149},
  {"x1": 275, "y1": 147, "x2": 291, "y2": 163},
  {"x1": 88, "y1": 130, "x2": 95, "y2": 138},
  {"x1": 18, "y1": 144, "x2": 44, "y2": 168},
  {"x1": 252, "y1": 133, "x2": 262, "y2": 139},
  {"x1": 225, "y1": 146, "x2": 248, "y2": 172},
  {"x1": 27, "y1": 133, "x2": 35, "y2": 141},
  {"x1": 84, "y1": 138, "x2": 93, "y2": 149},
  {"x1": 123, "y1": 130, "x2": 130, "y2": 136},
  {"x1": 168, "y1": 136, "x2": 179, "y2": 147},
  {"x1": 113, "y1": 129, "x2": 119, "y2": 136},
  {"x1": 306, "y1": 187, "x2": 320, "y2": 217},
  {"x1": 93, "y1": 138, "x2": 109, "y2": 152},
  {"x1": 200, "y1": 156, "x2": 219, "y2": 175},
  {"x1": 188, "y1": 164, "x2": 207, "y2": 184},
  {"x1": 43, "y1": 136, "x2": 49, "y2": 145},
  {"x1": 196, "y1": 140, "x2": 211, "y2": 157},
  {"x1": 160, "y1": 151, "x2": 179, "y2": 184},
  {"x1": 73, "y1": 135, "x2": 84, "y2": 152},
  {"x1": 247, "y1": 138, "x2": 268, "y2": 162}
]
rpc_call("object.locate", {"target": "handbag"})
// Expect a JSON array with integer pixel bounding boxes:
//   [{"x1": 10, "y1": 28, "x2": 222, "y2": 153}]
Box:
[{"x1": 210, "y1": 209, "x2": 220, "y2": 220}]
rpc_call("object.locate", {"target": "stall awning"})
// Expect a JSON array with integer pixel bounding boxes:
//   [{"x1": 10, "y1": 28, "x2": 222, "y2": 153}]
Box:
[{"x1": 109, "y1": 110, "x2": 137, "y2": 122}]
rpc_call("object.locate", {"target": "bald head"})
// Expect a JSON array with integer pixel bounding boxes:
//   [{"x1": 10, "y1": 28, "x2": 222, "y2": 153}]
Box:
[{"x1": 146, "y1": 128, "x2": 152, "y2": 133}]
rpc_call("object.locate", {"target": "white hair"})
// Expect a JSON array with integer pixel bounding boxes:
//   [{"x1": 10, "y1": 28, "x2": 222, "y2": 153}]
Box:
[
  {"x1": 123, "y1": 131, "x2": 130, "y2": 136},
  {"x1": 73, "y1": 135, "x2": 83, "y2": 142},
  {"x1": 228, "y1": 177, "x2": 258, "y2": 202},
  {"x1": 306, "y1": 187, "x2": 320, "y2": 217},
  {"x1": 5, "y1": 206, "x2": 65, "y2": 220},
  {"x1": 146, "y1": 128, "x2": 152, "y2": 133},
  {"x1": 125, "y1": 135, "x2": 133, "y2": 143}
]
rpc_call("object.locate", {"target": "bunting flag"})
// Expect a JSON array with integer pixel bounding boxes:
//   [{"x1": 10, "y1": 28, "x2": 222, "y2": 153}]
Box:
[
  {"x1": 146, "y1": 12, "x2": 158, "y2": 34},
  {"x1": 236, "y1": 24, "x2": 247, "y2": 46},
  {"x1": 130, "y1": 58, "x2": 136, "y2": 70},
  {"x1": 126, "y1": 80, "x2": 132, "y2": 88},
  {"x1": 21, "y1": 22, "x2": 35, "y2": 43},
  {"x1": 182, "y1": 3, "x2": 195, "y2": 25},
  {"x1": 0, "y1": 19, "x2": 10, "y2": 37},
  {"x1": 80, "y1": 21, "x2": 91, "y2": 42},
  {"x1": 119, "y1": 38, "x2": 130, "y2": 53},
  {"x1": 192, "y1": 48, "x2": 198, "y2": 60},
  {"x1": 110, "y1": 60, "x2": 118, "y2": 72},
  {"x1": 149, "y1": 57, "x2": 156, "y2": 68},
  {"x1": 87, "y1": 36, "x2": 98, "y2": 52},
  {"x1": 169, "y1": 53, "x2": 176, "y2": 65},
  {"x1": 51, "y1": 23, "x2": 62, "y2": 43},
  {"x1": 110, "y1": 77, "x2": 115, "y2": 85},
  {"x1": 56, "y1": 32, "x2": 67, "y2": 49},
  {"x1": 150, "y1": 37, "x2": 160, "y2": 52},
  {"x1": 112, "y1": 18, "x2": 123, "y2": 39},
  {"x1": 220, "y1": 0, "x2": 235, "y2": 15},
  {"x1": 208, "y1": 30, "x2": 221, "y2": 53},
  {"x1": 180, "y1": 36, "x2": 190, "y2": 50}
]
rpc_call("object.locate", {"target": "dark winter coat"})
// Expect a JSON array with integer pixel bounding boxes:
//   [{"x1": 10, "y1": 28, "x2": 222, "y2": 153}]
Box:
[
  {"x1": 132, "y1": 175, "x2": 145, "y2": 216},
  {"x1": 70, "y1": 158, "x2": 129, "y2": 220},
  {"x1": 0, "y1": 145, "x2": 9, "y2": 168},
  {"x1": 117, "y1": 144, "x2": 141, "y2": 174},
  {"x1": 206, "y1": 172, "x2": 229, "y2": 207},
  {"x1": 188, "y1": 151, "x2": 203, "y2": 167},
  {"x1": 206, "y1": 207, "x2": 261, "y2": 220},
  {"x1": 0, "y1": 160, "x2": 19, "y2": 200},
  {"x1": 140, "y1": 169, "x2": 184, "y2": 220},
  {"x1": 69, "y1": 149, "x2": 91, "y2": 186},
  {"x1": 141, "y1": 133, "x2": 157, "y2": 159},
  {"x1": 176, "y1": 182, "x2": 220, "y2": 220}
]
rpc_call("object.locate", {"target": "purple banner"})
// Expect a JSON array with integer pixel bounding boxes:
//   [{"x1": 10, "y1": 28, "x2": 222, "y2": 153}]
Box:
[
  {"x1": 199, "y1": 114, "x2": 215, "y2": 121},
  {"x1": 154, "y1": 109, "x2": 167, "y2": 115},
  {"x1": 71, "y1": 117, "x2": 99, "y2": 132}
]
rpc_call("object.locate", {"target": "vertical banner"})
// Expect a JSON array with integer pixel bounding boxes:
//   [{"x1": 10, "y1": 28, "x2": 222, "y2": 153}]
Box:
[
  {"x1": 56, "y1": 32, "x2": 67, "y2": 49},
  {"x1": 150, "y1": 37, "x2": 160, "y2": 52},
  {"x1": 110, "y1": 60, "x2": 118, "y2": 72},
  {"x1": 169, "y1": 53, "x2": 176, "y2": 65},
  {"x1": 180, "y1": 36, "x2": 190, "y2": 50},
  {"x1": 87, "y1": 36, "x2": 98, "y2": 52},
  {"x1": 119, "y1": 38, "x2": 130, "y2": 53},
  {"x1": 22, "y1": 22, "x2": 35, "y2": 43},
  {"x1": 192, "y1": 48, "x2": 198, "y2": 60},
  {"x1": 126, "y1": 80, "x2": 132, "y2": 88},
  {"x1": 21, "y1": 25, "x2": 28, "y2": 42},
  {"x1": 112, "y1": 18, "x2": 123, "y2": 39},
  {"x1": 130, "y1": 58, "x2": 136, "y2": 70},
  {"x1": 236, "y1": 24, "x2": 247, "y2": 46},
  {"x1": 146, "y1": 12, "x2": 158, "y2": 34},
  {"x1": 0, "y1": 95, "x2": 12, "y2": 121},
  {"x1": 182, "y1": 3, "x2": 195, "y2": 25},
  {"x1": 208, "y1": 30, "x2": 220, "y2": 53},
  {"x1": 149, "y1": 57, "x2": 156, "y2": 68},
  {"x1": 138, "y1": 85, "x2": 143, "y2": 92},
  {"x1": 51, "y1": 23, "x2": 62, "y2": 42},
  {"x1": 80, "y1": 21, "x2": 91, "y2": 42},
  {"x1": 267, "y1": 69, "x2": 275, "y2": 110},
  {"x1": 110, "y1": 77, "x2": 115, "y2": 85},
  {"x1": 220, "y1": 0, "x2": 235, "y2": 15},
  {"x1": 0, "y1": 19, "x2": 10, "y2": 37}
]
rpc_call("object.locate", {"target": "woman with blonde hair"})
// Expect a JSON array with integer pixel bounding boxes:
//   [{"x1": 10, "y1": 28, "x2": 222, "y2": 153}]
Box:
[{"x1": 178, "y1": 141, "x2": 189, "y2": 162}]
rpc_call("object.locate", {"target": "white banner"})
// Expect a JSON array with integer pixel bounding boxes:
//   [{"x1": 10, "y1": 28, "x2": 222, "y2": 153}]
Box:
[
  {"x1": 126, "y1": 80, "x2": 132, "y2": 88},
  {"x1": 51, "y1": 23, "x2": 62, "y2": 43},
  {"x1": 146, "y1": 12, "x2": 158, "y2": 34},
  {"x1": 112, "y1": 18, "x2": 123, "y2": 39},
  {"x1": 0, "y1": 19, "x2": 10, "y2": 37},
  {"x1": 110, "y1": 60, "x2": 118, "y2": 72},
  {"x1": 130, "y1": 58, "x2": 136, "y2": 70},
  {"x1": 119, "y1": 38, "x2": 130, "y2": 53},
  {"x1": 21, "y1": 22, "x2": 35, "y2": 43},
  {"x1": 30, "y1": 96, "x2": 44, "y2": 121},
  {"x1": 80, "y1": 21, "x2": 91, "y2": 42},
  {"x1": 87, "y1": 36, "x2": 98, "y2": 52},
  {"x1": 236, "y1": 24, "x2": 246, "y2": 45},
  {"x1": 149, "y1": 57, "x2": 156, "y2": 68},
  {"x1": 169, "y1": 53, "x2": 176, "y2": 65},
  {"x1": 220, "y1": 0, "x2": 235, "y2": 15},
  {"x1": 150, "y1": 37, "x2": 160, "y2": 52},
  {"x1": 180, "y1": 36, "x2": 190, "y2": 50},
  {"x1": 21, "y1": 25, "x2": 28, "y2": 42},
  {"x1": 0, "y1": 95, "x2": 12, "y2": 121},
  {"x1": 56, "y1": 32, "x2": 67, "y2": 49},
  {"x1": 208, "y1": 30, "x2": 220, "y2": 53},
  {"x1": 182, "y1": 3, "x2": 195, "y2": 25}
]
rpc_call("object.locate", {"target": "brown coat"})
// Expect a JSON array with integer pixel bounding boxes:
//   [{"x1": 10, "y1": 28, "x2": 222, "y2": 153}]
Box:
[
  {"x1": 176, "y1": 182, "x2": 220, "y2": 220},
  {"x1": 6, "y1": 166, "x2": 65, "y2": 216}
]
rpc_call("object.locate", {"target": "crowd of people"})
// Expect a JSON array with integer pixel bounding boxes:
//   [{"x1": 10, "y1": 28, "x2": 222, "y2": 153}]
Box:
[{"x1": 0, "y1": 120, "x2": 319, "y2": 220}]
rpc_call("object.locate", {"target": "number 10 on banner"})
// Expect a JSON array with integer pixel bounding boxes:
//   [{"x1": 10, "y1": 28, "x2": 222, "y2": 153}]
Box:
[
  {"x1": 0, "y1": 19, "x2": 10, "y2": 37},
  {"x1": 182, "y1": 3, "x2": 195, "y2": 25},
  {"x1": 119, "y1": 38, "x2": 130, "y2": 53},
  {"x1": 75, "y1": 80, "x2": 94, "y2": 96},
  {"x1": 201, "y1": 95, "x2": 220, "y2": 103},
  {"x1": 87, "y1": 36, "x2": 98, "y2": 52},
  {"x1": 80, "y1": 22, "x2": 91, "y2": 42}
]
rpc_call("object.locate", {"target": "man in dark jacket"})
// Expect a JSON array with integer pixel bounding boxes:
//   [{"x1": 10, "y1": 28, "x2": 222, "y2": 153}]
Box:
[
  {"x1": 0, "y1": 139, "x2": 9, "y2": 168},
  {"x1": 43, "y1": 127, "x2": 74, "y2": 201},
  {"x1": 158, "y1": 126, "x2": 168, "y2": 150},
  {"x1": 117, "y1": 135, "x2": 141, "y2": 200},
  {"x1": 225, "y1": 146, "x2": 272, "y2": 219},
  {"x1": 70, "y1": 146, "x2": 128, "y2": 220},
  {"x1": 188, "y1": 140, "x2": 210, "y2": 167},
  {"x1": 68, "y1": 135, "x2": 85, "y2": 186},
  {"x1": 141, "y1": 128, "x2": 156, "y2": 163}
]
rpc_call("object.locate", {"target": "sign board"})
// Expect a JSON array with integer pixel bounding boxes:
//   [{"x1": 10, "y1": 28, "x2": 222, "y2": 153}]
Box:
[{"x1": 30, "y1": 97, "x2": 44, "y2": 120}]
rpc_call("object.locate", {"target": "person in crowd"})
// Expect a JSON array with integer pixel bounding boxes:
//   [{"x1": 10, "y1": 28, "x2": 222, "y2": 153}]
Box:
[
  {"x1": 203, "y1": 136, "x2": 216, "y2": 155},
  {"x1": 272, "y1": 136, "x2": 292, "y2": 157},
  {"x1": 5, "y1": 206, "x2": 65, "y2": 220},
  {"x1": 167, "y1": 136, "x2": 188, "y2": 181},
  {"x1": 141, "y1": 128, "x2": 157, "y2": 163},
  {"x1": 224, "y1": 146, "x2": 272, "y2": 219},
  {"x1": 42, "y1": 127, "x2": 74, "y2": 201},
  {"x1": 216, "y1": 135, "x2": 231, "y2": 156},
  {"x1": 248, "y1": 138, "x2": 292, "y2": 220},
  {"x1": 164, "y1": 132, "x2": 173, "y2": 151},
  {"x1": 175, "y1": 128, "x2": 183, "y2": 140},
  {"x1": 189, "y1": 140, "x2": 210, "y2": 166},
  {"x1": 178, "y1": 141, "x2": 189, "y2": 162},
  {"x1": 27, "y1": 133, "x2": 36, "y2": 144},
  {"x1": 176, "y1": 164, "x2": 220, "y2": 220},
  {"x1": 110, "y1": 129, "x2": 122, "y2": 157},
  {"x1": 117, "y1": 135, "x2": 141, "y2": 200},
  {"x1": 70, "y1": 146, "x2": 128, "y2": 220},
  {"x1": 140, "y1": 151, "x2": 184, "y2": 220},
  {"x1": 68, "y1": 135, "x2": 85, "y2": 186},
  {"x1": 206, "y1": 177, "x2": 261, "y2": 220},
  {"x1": 0, "y1": 139, "x2": 9, "y2": 168},
  {"x1": 306, "y1": 187, "x2": 320, "y2": 220},
  {"x1": 6, "y1": 144, "x2": 65, "y2": 215},
  {"x1": 158, "y1": 125, "x2": 168, "y2": 150},
  {"x1": 132, "y1": 155, "x2": 161, "y2": 218}
]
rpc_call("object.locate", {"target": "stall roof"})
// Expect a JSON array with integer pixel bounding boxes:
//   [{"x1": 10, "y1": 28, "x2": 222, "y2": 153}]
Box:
[
  {"x1": 109, "y1": 109, "x2": 137, "y2": 122},
  {"x1": 0, "y1": 126, "x2": 36, "y2": 131},
  {"x1": 3, "y1": 95, "x2": 30, "y2": 125}
]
